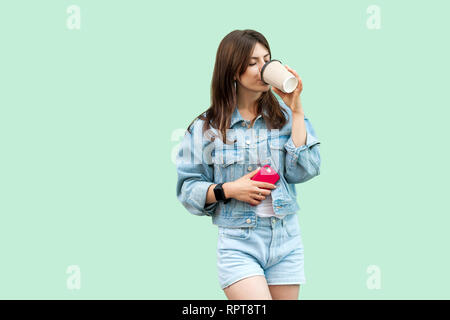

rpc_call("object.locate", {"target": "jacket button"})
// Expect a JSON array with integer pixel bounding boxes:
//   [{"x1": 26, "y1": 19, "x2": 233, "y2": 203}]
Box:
[
  {"x1": 247, "y1": 166, "x2": 252, "y2": 171},
  {"x1": 241, "y1": 122, "x2": 246, "y2": 127},
  {"x1": 246, "y1": 218, "x2": 251, "y2": 224}
]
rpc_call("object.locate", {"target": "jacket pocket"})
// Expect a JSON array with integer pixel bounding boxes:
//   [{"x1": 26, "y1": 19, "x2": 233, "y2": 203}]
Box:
[
  {"x1": 213, "y1": 148, "x2": 242, "y2": 166},
  {"x1": 213, "y1": 149, "x2": 244, "y2": 182},
  {"x1": 269, "y1": 138, "x2": 286, "y2": 165}
]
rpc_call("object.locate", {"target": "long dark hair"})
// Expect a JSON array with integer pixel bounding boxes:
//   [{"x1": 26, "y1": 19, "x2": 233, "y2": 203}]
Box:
[{"x1": 187, "y1": 29, "x2": 288, "y2": 144}]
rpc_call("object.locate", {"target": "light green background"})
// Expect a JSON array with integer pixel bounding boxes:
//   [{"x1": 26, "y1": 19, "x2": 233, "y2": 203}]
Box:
[{"x1": 1, "y1": 0, "x2": 449, "y2": 299}]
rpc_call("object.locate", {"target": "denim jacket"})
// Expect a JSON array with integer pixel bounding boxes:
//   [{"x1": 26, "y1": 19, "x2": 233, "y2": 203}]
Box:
[{"x1": 175, "y1": 99, "x2": 321, "y2": 228}]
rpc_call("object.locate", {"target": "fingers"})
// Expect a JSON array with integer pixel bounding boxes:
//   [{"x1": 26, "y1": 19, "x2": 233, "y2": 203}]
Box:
[
  {"x1": 248, "y1": 190, "x2": 266, "y2": 206},
  {"x1": 271, "y1": 86, "x2": 285, "y2": 97},
  {"x1": 251, "y1": 192, "x2": 266, "y2": 201},
  {"x1": 285, "y1": 64, "x2": 297, "y2": 75},
  {"x1": 251, "y1": 186, "x2": 271, "y2": 196},
  {"x1": 256, "y1": 188, "x2": 271, "y2": 196},
  {"x1": 285, "y1": 65, "x2": 302, "y2": 83},
  {"x1": 273, "y1": 65, "x2": 301, "y2": 95},
  {"x1": 247, "y1": 166, "x2": 261, "y2": 178},
  {"x1": 254, "y1": 181, "x2": 277, "y2": 190}
]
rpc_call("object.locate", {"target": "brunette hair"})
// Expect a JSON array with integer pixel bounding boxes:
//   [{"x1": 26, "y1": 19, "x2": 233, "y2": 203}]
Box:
[{"x1": 187, "y1": 29, "x2": 288, "y2": 144}]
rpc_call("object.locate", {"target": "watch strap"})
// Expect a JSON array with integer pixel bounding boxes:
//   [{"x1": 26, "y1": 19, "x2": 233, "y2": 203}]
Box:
[{"x1": 214, "y1": 183, "x2": 231, "y2": 204}]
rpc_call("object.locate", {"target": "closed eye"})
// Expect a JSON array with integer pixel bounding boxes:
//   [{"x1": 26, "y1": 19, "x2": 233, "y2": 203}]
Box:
[{"x1": 250, "y1": 61, "x2": 269, "y2": 66}]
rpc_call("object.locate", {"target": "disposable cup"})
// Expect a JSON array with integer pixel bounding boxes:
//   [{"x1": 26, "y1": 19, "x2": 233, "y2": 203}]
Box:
[{"x1": 261, "y1": 59, "x2": 298, "y2": 93}]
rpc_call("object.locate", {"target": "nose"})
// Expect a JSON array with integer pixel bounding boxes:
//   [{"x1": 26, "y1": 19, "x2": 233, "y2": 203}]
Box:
[
  {"x1": 259, "y1": 70, "x2": 264, "y2": 81},
  {"x1": 258, "y1": 62, "x2": 266, "y2": 77}
]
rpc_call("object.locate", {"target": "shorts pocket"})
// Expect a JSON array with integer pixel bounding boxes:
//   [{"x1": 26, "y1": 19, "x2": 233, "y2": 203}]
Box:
[
  {"x1": 284, "y1": 218, "x2": 300, "y2": 237},
  {"x1": 219, "y1": 226, "x2": 251, "y2": 240}
]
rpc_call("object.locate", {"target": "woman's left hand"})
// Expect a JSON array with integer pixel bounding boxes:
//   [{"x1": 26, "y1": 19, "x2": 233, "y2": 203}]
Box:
[{"x1": 271, "y1": 65, "x2": 304, "y2": 114}]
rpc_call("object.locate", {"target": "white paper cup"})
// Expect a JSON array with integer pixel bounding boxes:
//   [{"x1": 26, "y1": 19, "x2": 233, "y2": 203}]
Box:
[{"x1": 260, "y1": 59, "x2": 298, "y2": 93}]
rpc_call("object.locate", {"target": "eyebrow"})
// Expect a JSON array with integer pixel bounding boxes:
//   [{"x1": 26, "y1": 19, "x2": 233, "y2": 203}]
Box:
[{"x1": 251, "y1": 53, "x2": 270, "y2": 60}]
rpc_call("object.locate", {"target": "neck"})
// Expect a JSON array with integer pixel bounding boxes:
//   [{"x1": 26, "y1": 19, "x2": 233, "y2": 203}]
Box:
[{"x1": 236, "y1": 87, "x2": 262, "y2": 115}]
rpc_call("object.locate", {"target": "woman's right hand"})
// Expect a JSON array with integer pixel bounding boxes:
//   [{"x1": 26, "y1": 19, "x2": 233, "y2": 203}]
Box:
[{"x1": 224, "y1": 167, "x2": 277, "y2": 206}]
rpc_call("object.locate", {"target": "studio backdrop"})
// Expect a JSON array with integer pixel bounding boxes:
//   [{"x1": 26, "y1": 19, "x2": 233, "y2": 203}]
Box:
[{"x1": 0, "y1": 0, "x2": 449, "y2": 299}]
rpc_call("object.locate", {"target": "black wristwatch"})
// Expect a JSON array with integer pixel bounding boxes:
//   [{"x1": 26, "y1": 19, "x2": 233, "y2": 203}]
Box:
[{"x1": 214, "y1": 183, "x2": 231, "y2": 204}]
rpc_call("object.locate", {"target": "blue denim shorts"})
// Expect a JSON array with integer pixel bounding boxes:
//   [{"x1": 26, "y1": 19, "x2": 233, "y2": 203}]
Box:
[{"x1": 216, "y1": 213, "x2": 306, "y2": 290}]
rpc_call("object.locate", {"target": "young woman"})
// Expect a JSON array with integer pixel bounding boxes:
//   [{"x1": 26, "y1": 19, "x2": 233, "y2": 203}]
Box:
[{"x1": 176, "y1": 29, "x2": 321, "y2": 300}]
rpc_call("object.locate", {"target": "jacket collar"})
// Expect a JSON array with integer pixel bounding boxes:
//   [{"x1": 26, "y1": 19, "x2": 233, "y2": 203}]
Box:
[{"x1": 230, "y1": 104, "x2": 265, "y2": 128}]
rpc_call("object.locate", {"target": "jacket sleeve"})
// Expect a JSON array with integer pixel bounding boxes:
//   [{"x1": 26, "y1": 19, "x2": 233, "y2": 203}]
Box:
[
  {"x1": 175, "y1": 119, "x2": 218, "y2": 217},
  {"x1": 283, "y1": 115, "x2": 322, "y2": 184}
]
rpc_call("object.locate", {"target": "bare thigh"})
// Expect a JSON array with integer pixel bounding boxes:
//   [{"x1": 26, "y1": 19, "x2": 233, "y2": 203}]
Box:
[
  {"x1": 223, "y1": 275, "x2": 272, "y2": 300},
  {"x1": 268, "y1": 284, "x2": 300, "y2": 300}
]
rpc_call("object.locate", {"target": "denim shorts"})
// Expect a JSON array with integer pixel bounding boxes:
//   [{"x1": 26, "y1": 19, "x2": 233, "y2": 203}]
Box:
[{"x1": 216, "y1": 213, "x2": 306, "y2": 290}]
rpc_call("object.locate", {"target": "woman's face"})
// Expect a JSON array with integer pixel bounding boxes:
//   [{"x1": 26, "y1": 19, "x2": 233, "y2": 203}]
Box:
[{"x1": 235, "y1": 42, "x2": 271, "y2": 92}]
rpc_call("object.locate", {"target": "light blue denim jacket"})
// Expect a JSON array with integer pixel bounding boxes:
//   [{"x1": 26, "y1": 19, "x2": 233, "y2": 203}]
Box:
[{"x1": 176, "y1": 99, "x2": 321, "y2": 228}]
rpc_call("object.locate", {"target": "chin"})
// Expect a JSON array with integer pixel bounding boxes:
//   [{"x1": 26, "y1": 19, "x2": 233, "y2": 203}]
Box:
[
  {"x1": 244, "y1": 84, "x2": 270, "y2": 93},
  {"x1": 252, "y1": 88, "x2": 269, "y2": 93}
]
